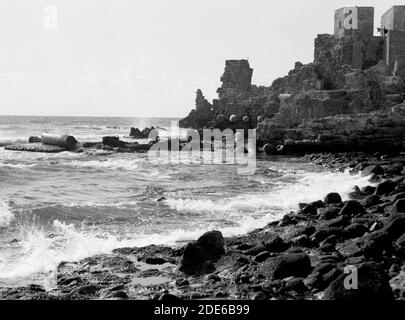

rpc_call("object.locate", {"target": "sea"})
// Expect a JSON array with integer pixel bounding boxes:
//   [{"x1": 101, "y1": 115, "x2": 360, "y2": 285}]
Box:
[{"x1": 0, "y1": 115, "x2": 372, "y2": 288}]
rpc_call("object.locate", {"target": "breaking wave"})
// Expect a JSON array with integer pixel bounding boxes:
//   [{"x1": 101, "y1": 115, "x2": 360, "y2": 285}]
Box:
[{"x1": 0, "y1": 201, "x2": 15, "y2": 228}]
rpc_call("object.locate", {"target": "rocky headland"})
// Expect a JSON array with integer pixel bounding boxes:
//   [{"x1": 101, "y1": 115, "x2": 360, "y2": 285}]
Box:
[{"x1": 1, "y1": 5, "x2": 405, "y2": 300}]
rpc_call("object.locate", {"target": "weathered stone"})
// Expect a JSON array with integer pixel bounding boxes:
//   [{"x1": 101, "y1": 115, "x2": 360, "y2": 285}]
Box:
[
  {"x1": 261, "y1": 252, "x2": 311, "y2": 279},
  {"x1": 323, "y1": 262, "x2": 394, "y2": 300}
]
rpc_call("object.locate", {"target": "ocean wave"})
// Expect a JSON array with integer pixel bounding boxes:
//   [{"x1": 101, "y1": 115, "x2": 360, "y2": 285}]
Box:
[
  {"x1": 68, "y1": 158, "x2": 141, "y2": 171},
  {"x1": 0, "y1": 201, "x2": 15, "y2": 228},
  {"x1": 165, "y1": 169, "x2": 372, "y2": 214}
]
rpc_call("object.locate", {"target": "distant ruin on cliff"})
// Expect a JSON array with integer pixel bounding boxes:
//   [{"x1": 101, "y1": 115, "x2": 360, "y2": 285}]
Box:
[{"x1": 179, "y1": 5, "x2": 405, "y2": 144}]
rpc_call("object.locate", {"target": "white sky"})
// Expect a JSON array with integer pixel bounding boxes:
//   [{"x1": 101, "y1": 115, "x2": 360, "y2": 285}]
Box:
[{"x1": 0, "y1": 0, "x2": 396, "y2": 117}]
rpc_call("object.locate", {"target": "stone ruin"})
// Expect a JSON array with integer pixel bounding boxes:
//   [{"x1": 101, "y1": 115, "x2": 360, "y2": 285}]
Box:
[{"x1": 179, "y1": 5, "x2": 405, "y2": 153}]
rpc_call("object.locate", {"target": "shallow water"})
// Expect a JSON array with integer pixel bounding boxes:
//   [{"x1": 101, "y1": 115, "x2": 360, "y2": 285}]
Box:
[{"x1": 0, "y1": 116, "x2": 372, "y2": 287}]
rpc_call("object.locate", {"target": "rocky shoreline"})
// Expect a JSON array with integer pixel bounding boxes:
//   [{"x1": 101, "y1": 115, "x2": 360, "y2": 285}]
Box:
[{"x1": 1, "y1": 151, "x2": 404, "y2": 300}]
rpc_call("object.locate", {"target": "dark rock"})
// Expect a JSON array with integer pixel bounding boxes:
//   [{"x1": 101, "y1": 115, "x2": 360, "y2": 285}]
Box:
[
  {"x1": 323, "y1": 262, "x2": 394, "y2": 300},
  {"x1": 344, "y1": 223, "x2": 368, "y2": 239},
  {"x1": 375, "y1": 180, "x2": 397, "y2": 196},
  {"x1": 361, "y1": 194, "x2": 382, "y2": 208},
  {"x1": 264, "y1": 235, "x2": 287, "y2": 252},
  {"x1": 196, "y1": 230, "x2": 225, "y2": 257},
  {"x1": 361, "y1": 231, "x2": 392, "y2": 258},
  {"x1": 302, "y1": 204, "x2": 317, "y2": 215},
  {"x1": 254, "y1": 251, "x2": 271, "y2": 262},
  {"x1": 145, "y1": 257, "x2": 166, "y2": 265},
  {"x1": 393, "y1": 199, "x2": 405, "y2": 213},
  {"x1": 244, "y1": 245, "x2": 267, "y2": 256},
  {"x1": 318, "y1": 206, "x2": 340, "y2": 220},
  {"x1": 339, "y1": 200, "x2": 366, "y2": 216},
  {"x1": 159, "y1": 293, "x2": 181, "y2": 301},
  {"x1": 361, "y1": 185, "x2": 376, "y2": 195},
  {"x1": 261, "y1": 252, "x2": 311, "y2": 279},
  {"x1": 382, "y1": 214, "x2": 405, "y2": 240},
  {"x1": 311, "y1": 200, "x2": 325, "y2": 208},
  {"x1": 179, "y1": 243, "x2": 209, "y2": 275},
  {"x1": 384, "y1": 163, "x2": 404, "y2": 175},
  {"x1": 324, "y1": 192, "x2": 342, "y2": 204},
  {"x1": 325, "y1": 215, "x2": 350, "y2": 228},
  {"x1": 312, "y1": 227, "x2": 344, "y2": 243},
  {"x1": 106, "y1": 291, "x2": 128, "y2": 299},
  {"x1": 320, "y1": 243, "x2": 336, "y2": 253},
  {"x1": 362, "y1": 165, "x2": 384, "y2": 177},
  {"x1": 291, "y1": 235, "x2": 313, "y2": 247}
]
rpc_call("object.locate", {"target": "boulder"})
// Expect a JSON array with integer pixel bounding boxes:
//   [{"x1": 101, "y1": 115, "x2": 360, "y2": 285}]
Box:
[
  {"x1": 382, "y1": 214, "x2": 405, "y2": 240},
  {"x1": 179, "y1": 230, "x2": 225, "y2": 275},
  {"x1": 179, "y1": 243, "x2": 209, "y2": 275},
  {"x1": 361, "y1": 165, "x2": 384, "y2": 177},
  {"x1": 324, "y1": 192, "x2": 342, "y2": 204},
  {"x1": 339, "y1": 200, "x2": 366, "y2": 216},
  {"x1": 318, "y1": 206, "x2": 340, "y2": 220},
  {"x1": 196, "y1": 230, "x2": 225, "y2": 257},
  {"x1": 302, "y1": 204, "x2": 317, "y2": 216},
  {"x1": 392, "y1": 199, "x2": 405, "y2": 213},
  {"x1": 261, "y1": 252, "x2": 311, "y2": 279},
  {"x1": 344, "y1": 223, "x2": 368, "y2": 239},
  {"x1": 361, "y1": 194, "x2": 382, "y2": 208},
  {"x1": 323, "y1": 262, "x2": 393, "y2": 300},
  {"x1": 375, "y1": 180, "x2": 397, "y2": 196}
]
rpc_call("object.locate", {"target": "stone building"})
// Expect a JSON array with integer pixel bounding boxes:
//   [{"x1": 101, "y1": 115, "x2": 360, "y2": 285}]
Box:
[{"x1": 381, "y1": 6, "x2": 405, "y2": 80}]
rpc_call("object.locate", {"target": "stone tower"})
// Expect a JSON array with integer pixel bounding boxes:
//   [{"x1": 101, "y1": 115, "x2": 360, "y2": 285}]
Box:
[
  {"x1": 381, "y1": 6, "x2": 405, "y2": 79},
  {"x1": 334, "y1": 6, "x2": 375, "y2": 38},
  {"x1": 216, "y1": 60, "x2": 253, "y2": 100}
]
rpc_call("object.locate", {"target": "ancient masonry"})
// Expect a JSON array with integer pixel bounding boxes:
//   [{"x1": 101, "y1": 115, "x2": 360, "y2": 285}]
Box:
[{"x1": 179, "y1": 5, "x2": 405, "y2": 153}]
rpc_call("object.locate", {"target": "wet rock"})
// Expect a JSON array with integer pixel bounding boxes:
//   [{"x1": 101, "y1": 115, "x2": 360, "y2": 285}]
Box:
[
  {"x1": 145, "y1": 257, "x2": 167, "y2": 265},
  {"x1": 325, "y1": 215, "x2": 350, "y2": 228},
  {"x1": 318, "y1": 206, "x2": 341, "y2": 220},
  {"x1": 361, "y1": 231, "x2": 392, "y2": 258},
  {"x1": 291, "y1": 235, "x2": 313, "y2": 248},
  {"x1": 261, "y1": 252, "x2": 311, "y2": 279},
  {"x1": 344, "y1": 223, "x2": 368, "y2": 239},
  {"x1": 179, "y1": 230, "x2": 224, "y2": 275},
  {"x1": 254, "y1": 251, "x2": 271, "y2": 262},
  {"x1": 264, "y1": 235, "x2": 288, "y2": 252},
  {"x1": 323, "y1": 262, "x2": 394, "y2": 300},
  {"x1": 244, "y1": 245, "x2": 267, "y2": 256},
  {"x1": 339, "y1": 200, "x2": 366, "y2": 216},
  {"x1": 196, "y1": 230, "x2": 225, "y2": 257},
  {"x1": 392, "y1": 199, "x2": 405, "y2": 213},
  {"x1": 361, "y1": 185, "x2": 376, "y2": 195},
  {"x1": 324, "y1": 192, "x2": 342, "y2": 204},
  {"x1": 375, "y1": 180, "x2": 397, "y2": 196},
  {"x1": 382, "y1": 214, "x2": 405, "y2": 240},
  {"x1": 384, "y1": 163, "x2": 404, "y2": 176},
  {"x1": 302, "y1": 204, "x2": 317, "y2": 215},
  {"x1": 362, "y1": 165, "x2": 384, "y2": 177},
  {"x1": 361, "y1": 194, "x2": 382, "y2": 208},
  {"x1": 312, "y1": 227, "x2": 344, "y2": 243},
  {"x1": 159, "y1": 293, "x2": 181, "y2": 301}
]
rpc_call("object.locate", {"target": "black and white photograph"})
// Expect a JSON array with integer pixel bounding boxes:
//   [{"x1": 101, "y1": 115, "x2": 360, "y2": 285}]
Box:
[{"x1": 0, "y1": 0, "x2": 404, "y2": 313}]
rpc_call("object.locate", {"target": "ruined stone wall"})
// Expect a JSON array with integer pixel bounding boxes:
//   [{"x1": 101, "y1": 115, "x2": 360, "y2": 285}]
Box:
[
  {"x1": 385, "y1": 30, "x2": 405, "y2": 80},
  {"x1": 314, "y1": 33, "x2": 383, "y2": 73},
  {"x1": 257, "y1": 106, "x2": 405, "y2": 152},
  {"x1": 217, "y1": 60, "x2": 253, "y2": 100}
]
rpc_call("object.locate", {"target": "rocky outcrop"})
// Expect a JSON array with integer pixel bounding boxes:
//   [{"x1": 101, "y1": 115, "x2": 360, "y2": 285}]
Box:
[{"x1": 258, "y1": 105, "x2": 405, "y2": 154}]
